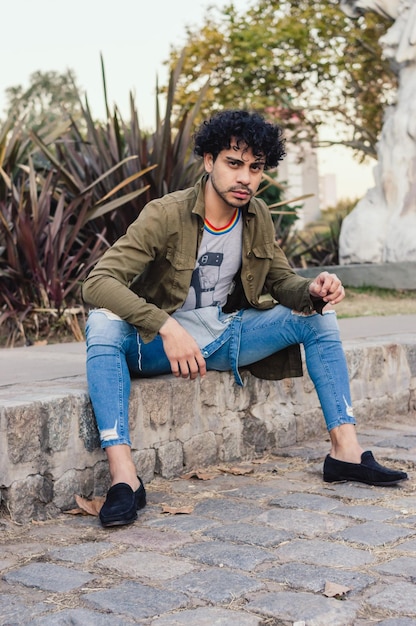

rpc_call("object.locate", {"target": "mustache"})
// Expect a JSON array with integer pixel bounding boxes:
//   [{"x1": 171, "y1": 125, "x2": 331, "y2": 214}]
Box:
[{"x1": 228, "y1": 186, "x2": 253, "y2": 194}]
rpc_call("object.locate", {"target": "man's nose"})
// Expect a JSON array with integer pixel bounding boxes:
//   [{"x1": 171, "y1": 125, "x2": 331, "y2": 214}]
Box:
[{"x1": 237, "y1": 166, "x2": 251, "y2": 186}]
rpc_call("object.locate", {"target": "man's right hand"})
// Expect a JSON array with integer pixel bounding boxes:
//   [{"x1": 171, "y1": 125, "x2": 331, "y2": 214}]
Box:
[{"x1": 158, "y1": 317, "x2": 207, "y2": 380}]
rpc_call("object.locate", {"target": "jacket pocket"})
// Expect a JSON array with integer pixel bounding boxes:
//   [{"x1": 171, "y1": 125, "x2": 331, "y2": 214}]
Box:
[
  {"x1": 165, "y1": 246, "x2": 196, "y2": 270},
  {"x1": 251, "y1": 242, "x2": 274, "y2": 260}
]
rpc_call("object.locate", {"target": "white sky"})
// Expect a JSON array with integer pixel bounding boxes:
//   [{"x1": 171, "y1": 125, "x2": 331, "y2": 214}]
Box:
[{"x1": 1, "y1": 0, "x2": 374, "y2": 201}]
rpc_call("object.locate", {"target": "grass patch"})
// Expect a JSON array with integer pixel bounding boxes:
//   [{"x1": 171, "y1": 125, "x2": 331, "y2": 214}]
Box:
[
  {"x1": 346, "y1": 286, "x2": 416, "y2": 298},
  {"x1": 336, "y1": 287, "x2": 416, "y2": 318}
]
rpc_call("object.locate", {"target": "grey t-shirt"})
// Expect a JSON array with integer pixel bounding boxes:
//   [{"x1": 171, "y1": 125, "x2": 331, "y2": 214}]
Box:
[{"x1": 180, "y1": 208, "x2": 242, "y2": 311}]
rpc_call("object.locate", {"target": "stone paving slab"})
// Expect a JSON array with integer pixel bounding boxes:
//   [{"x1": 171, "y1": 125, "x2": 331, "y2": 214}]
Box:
[
  {"x1": 0, "y1": 594, "x2": 52, "y2": 625},
  {"x1": 82, "y1": 581, "x2": 189, "y2": 621},
  {"x1": 47, "y1": 541, "x2": 114, "y2": 564},
  {"x1": 394, "y1": 538, "x2": 416, "y2": 553},
  {"x1": 331, "y1": 503, "x2": 404, "y2": 522},
  {"x1": 30, "y1": 609, "x2": 135, "y2": 626},
  {"x1": 177, "y1": 540, "x2": 275, "y2": 570},
  {"x1": 335, "y1": 520, "x2": 415, "y2": 546},
  {"x1": 367, "y1": 582, "x2": 416, "y2": 615},
  {"x1": 258, "y1": 507, "x2": 351, "y2": 536},
  {"x1": 262, "y1": 562, "x2": 375, "y2": 595},
  {"x1": 152, "y1": 607, "x2": 262, "y2": 626},
  {"x1": 275, "y1": 537, "x2": 376, "y2": 568},
  {"x1": 4, "y1": 562, "x2": 95, "y2": 592},
  {"x1": 1, "y1": 419, "x2": 416, "y2": 625},
  {"x1": 97, "y1": 550, "x2": 197, "y2": 581},
  {"x1": 203, "y1": 521, "x2": 292, "y2": 547},
  {"x1": 247, "y1": 590, "x2": 360, "y2": 625},
  {"x1": 374, "y1": 555, "x2": 416, "y2": 578},
  {"x1": 165, "y1": 568, "x2": 264, "y2": 603}
]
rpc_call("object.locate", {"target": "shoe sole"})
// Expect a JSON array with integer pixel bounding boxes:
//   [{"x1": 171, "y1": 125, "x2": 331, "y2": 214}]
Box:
[
  {"x1": 324, "y1": 476, "x2": 408, "y2": 486},
  {"x1": 100, "y1": 513, "x2": 138, "y2": 528}
]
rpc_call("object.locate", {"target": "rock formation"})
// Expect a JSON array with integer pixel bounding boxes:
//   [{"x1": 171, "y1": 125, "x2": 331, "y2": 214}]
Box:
[{"x1": 339, "y1": 0, "x2": 416, "y2": 263}]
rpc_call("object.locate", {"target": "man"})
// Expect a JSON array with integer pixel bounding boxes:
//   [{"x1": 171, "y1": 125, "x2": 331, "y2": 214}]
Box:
[{"x1": 83, "y1": 110, "x2": 407, "y2": 528}]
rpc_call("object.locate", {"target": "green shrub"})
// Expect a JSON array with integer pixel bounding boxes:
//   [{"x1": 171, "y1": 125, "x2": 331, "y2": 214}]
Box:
[
  {"x1": 285, "y1": 198, "x2": 356, "y2": 267},
  {"x1": 0, "y1": 56, "x2": 205, "y2": 345}
]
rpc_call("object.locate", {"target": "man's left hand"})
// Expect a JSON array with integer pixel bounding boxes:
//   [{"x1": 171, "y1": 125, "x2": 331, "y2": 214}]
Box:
[{"x1": 309, "y1": 271, "x2": 345, "y2": 306}]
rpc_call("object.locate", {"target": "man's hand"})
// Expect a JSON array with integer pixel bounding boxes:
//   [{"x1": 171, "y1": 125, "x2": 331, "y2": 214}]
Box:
[
  {"x1": 309, "y1": 271, "x2": 345, "y2": 306},
  {"x1": 159, "y1": 317, "x2": 207, "y2": 380}
]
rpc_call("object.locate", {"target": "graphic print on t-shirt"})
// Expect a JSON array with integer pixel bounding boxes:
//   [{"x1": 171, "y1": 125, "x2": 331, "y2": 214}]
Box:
[
  {"x1": 190, "y1": 247, "x2": 224, "y2": 308},
  {"x1": 180, "y1": 208, "x2": 242, "y2": 311}
]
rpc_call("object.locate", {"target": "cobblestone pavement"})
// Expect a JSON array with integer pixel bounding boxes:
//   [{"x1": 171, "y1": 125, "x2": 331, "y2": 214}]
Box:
[{"x1": 1, "y1": 418, "x2": 416, "y2": 626}]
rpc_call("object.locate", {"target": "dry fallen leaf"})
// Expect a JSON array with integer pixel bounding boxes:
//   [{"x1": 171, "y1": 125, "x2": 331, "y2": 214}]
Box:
[
  {"x1": 65, "y1": 508, "x2": 87, "y2": 516},
  {"x1": 218, "y1": 465, "x2": 254, "y2": 476},
  {"x1": 70, "y1": 495, "x2": 106, "y2": 517},
  {"x1": 181, "y1": 470, "x2": 217, "y2": 481},
  {"x1": 323, "y1": 581, "x2": 351, "y2": 598},
  {"x1": 161, "y1": 505, "x2": 194, "y2": 515}
]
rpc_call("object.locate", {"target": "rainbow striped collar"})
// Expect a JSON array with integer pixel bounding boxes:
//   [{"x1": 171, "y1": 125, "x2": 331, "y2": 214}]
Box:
[{"x1": 204, "y1": 208, "x2": 241, "y2": 235}]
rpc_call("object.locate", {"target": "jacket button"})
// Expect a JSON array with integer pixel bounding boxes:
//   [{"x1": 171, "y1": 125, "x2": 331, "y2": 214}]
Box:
[{"x1": 247, "y1": 273, "x2": 254, "y2": 281}]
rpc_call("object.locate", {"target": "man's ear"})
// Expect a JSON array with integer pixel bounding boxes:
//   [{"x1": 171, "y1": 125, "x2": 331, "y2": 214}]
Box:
[{"x1": 203, "y1": 153, "x2": 214, "y2": 172}]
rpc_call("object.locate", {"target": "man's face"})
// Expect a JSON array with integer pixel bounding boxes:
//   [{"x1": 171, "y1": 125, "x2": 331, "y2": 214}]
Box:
[{"x1": 204, "y1": 140, "x2": 266, "y2": 210}]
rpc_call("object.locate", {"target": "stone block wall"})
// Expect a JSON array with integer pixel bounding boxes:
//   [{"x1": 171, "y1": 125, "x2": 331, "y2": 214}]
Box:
[
  {"x1": 1, "y1": 338, "x2": 415, "y2": 523},
  {"x1": 296, "y1": 261, "x2": 416, "y2": 290}
]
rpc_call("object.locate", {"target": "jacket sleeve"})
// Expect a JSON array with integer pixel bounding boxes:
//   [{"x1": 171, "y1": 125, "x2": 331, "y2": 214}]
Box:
[
  {"x1": 256, "y1": 203, "x2": 324, "y2": 313},
  {"x1": 265, "y1": 243, "x2": 319, "y2": 313},
  {"x1": 82, "y1": 201, "x2": 170, "y2": 341}
]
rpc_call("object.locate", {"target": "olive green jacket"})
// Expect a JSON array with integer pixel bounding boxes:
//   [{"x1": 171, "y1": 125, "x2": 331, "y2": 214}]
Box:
[{"x1": 82, "y1": 176, "x2": 321, "y2": 380}]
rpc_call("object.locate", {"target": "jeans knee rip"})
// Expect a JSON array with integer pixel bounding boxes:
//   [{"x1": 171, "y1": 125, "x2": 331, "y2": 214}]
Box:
[
  {"x1": 291, "y1": 310, "x2": 318, "y2": 317},
  {"x1": 95, "y1": 308, "x2": 123, "y2": 321},
  {"x1": 343, "y1": 395, "x2": 354, "y2": 418},
  {"x1": 291, "y1": 309, "x2": 336, "y2": 317},
  {"x1": 100, "y1": 421, "x2": 119, "y2": 442}
]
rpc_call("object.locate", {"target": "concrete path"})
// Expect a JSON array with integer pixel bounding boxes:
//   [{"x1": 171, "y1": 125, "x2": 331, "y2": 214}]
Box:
[
  {"x1": 1, "y1": 314, "x2": 415, "y2": 387},
  {"x1": 1, "y1": 418, "x2": 416, "y2": 625}
]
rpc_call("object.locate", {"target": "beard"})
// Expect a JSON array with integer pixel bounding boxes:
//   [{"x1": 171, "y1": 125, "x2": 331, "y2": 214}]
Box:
[{"x1": 210, "y1": 174, "x2": 253, "y2": 208}]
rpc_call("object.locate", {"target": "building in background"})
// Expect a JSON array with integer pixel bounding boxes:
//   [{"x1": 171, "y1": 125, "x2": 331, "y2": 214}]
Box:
[
  {"x1": 278, "y1": 141, "x2": 322, "y2": 229},
  {"x1": 319, "y1": 172, "x2": 338, "y2": 209}
]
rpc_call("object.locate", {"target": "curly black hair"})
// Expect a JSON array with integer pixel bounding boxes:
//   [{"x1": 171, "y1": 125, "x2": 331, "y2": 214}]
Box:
[{"x1": 193, "y1": 110, "x2": 286, "y2": 170}]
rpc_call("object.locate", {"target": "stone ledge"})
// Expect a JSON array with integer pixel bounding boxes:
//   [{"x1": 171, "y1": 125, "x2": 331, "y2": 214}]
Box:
[
  {"x1": 296, "y1": 261, "x2": 416, "y2": 290},
  {"x1": 1, "y1": 337, "x2": 415, "y2": 523}
]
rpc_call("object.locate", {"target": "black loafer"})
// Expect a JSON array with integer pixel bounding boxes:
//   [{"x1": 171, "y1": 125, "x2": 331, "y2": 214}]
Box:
[
  {"x1": 323, "y1": 451, "x2": 408, "y2": 486},
  {"x1": 99, "y1": 477, "x2": 146, "y2": 527}
]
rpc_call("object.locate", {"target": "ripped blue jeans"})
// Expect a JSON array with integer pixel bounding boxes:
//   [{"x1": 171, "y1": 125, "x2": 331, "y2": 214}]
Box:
[{"x1": 85, "y1": 306, "x2": 355, "y2": 448}]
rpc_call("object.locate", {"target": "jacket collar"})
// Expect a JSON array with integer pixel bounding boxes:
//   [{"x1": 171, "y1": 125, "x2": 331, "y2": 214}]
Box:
[{"x1": 191, "y1": 175, "x2": 207, "y2": 220}]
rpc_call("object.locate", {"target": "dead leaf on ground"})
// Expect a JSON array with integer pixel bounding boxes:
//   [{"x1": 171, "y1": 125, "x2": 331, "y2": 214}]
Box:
[
  {"x1": 161, "y1": 505, "x2": 194, "y2": 515},
  {"x1": 65, "y1": 508, "x2": 87, "y2": 516},
  {"x1": 181, "y1": 470, "x2": 217, "y2": 481},
  {"x1": 323, "y1": 581, "x2": 351, "y2": 598},
  {"x1": 66, "y1": 495, "x2": 106, "y2": 517},
  {"x1": 218, "y1": 465, "x2": 254, "y2": 476}
]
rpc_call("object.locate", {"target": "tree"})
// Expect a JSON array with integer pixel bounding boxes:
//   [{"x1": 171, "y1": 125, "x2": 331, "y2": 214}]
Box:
[
  {"x1": 3, "y1": 69, "x2": 83, "y2": 130},
  {"x1": 166, "y1": 0, "x2": 397, "y2": 159}
]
